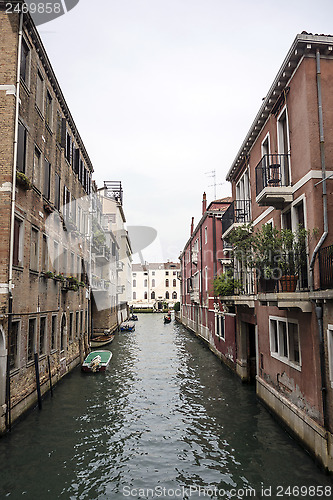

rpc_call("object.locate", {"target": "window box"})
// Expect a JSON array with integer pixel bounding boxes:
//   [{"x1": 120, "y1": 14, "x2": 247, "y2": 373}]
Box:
[{"x1": 16, "y1": 171, "x2": 32, "y2": 190}]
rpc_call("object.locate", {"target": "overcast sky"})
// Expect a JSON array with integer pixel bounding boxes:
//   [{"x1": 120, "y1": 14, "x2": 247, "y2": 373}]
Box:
[{"x1": 39, "y1": 0, "x2": 333, "y2": 263}]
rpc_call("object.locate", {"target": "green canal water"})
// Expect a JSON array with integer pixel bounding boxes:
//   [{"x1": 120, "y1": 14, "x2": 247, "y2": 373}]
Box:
[{"x1": 0, "y1": 314, "x2": 331, "y2": 499}]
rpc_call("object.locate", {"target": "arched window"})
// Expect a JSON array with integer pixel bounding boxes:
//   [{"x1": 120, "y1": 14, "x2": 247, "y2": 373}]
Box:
[
  {"x1": 151, "y1": 291, "x2": 155, "y2": 299},
  {"x1": 133, "y1": 292, "x2": 136, "y2": 299},
  {"x1": 133, "y1": 279, "x2": 136, "y2": 287},
  {"x1": 144, "y1": 279, "x2": 148, "y2": 287},
  {"x1": 172, "y1": 292, "x2": 177, "y2": 299},
  {"x1": 144, "y1": 292, "x2": 148, "y2": 299},
  {"x1": 61, "y1": 314, "x2": 67, "y2": 352},
  {"x1": 165, "y1": 279, "x2": 169, "y2": 287},
  {"x1": 165, "y1": 291, "x2": 169, "y2": 299},
  {"x1": 173, "y1": 279, "x2": 176, "y2": 287}
]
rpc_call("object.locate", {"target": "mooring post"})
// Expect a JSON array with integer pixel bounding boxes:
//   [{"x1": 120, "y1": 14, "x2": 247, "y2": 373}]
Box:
[
  {"x1": 47, "y1": 355, "x2": 53, "y2": 397},
  {"x1": 34, "y1": 353, "x2": 42, "y2": 410}
]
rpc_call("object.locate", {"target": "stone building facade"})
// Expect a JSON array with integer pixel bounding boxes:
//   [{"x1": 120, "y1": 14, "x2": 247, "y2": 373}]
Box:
[{"x1": 0, "y1": 5, "x2": 93, "y2": 432}]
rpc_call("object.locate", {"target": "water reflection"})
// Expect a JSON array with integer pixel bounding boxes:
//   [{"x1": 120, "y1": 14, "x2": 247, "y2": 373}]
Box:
[{"x1": 0, "y1": 314, "x2": 331, "y2": 499}]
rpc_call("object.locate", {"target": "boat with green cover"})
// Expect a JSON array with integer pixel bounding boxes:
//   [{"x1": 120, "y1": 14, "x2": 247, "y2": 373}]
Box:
[{"x1": 81, "y1": 350, "x2": 112, "y2": 372}]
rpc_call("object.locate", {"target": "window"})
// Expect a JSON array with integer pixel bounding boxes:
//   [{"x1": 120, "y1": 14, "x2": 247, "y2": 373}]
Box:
[
  {"x1": 165, "y1": 291, "x2": 170, "y2": 299},
  {"x1": 165, "y1": 271, "x2": 169, "y2": 276},
  {"x1": 30, "y1": 227, "x2": 39, "y2": 271},
  {"x1": 75, "y1": 312, "x2": 79, "y2": 339},
  {"x1": 20, "y1": 38, "x2": 29, "y2": 84},
  {"x1": 33, "y1": 147, "x2": 41, "y2": 189},
  {"x1": 28, "y1": 318, "x2": 37, "y2": 362},
  {"x1": 66, "y1": 131, "x2": 72, "y2": 163},
  {"x1": 269, "y1": 317, "x2": 300, "y2": 368},
  {"x1": 77, "y1": 256, "x2": 81, "y2": 279},
  {"x1": 39, "y1": 317, "x2": 46, "y2": 355},
  {"x1": 53, "y1": 241, "x2": 59, "y2": 274},
  {"x1": 205, "y1": 266, "x2": 208, "y2": 293},
  {"x1": 62, "y1": 248, "x2": 67, "y2": 275},
  {"x1": 152, "y1": 271, "x2": 155, "y2": 276},
  {"x1": 45, "y1": 90, "x2": 52, "y2": 128},
  {"x1": 152, "y1": 279, "x2": 155, "y2": 287},
  {"x1": 70, "y1": 252, "x2": 75, "y2": 276},
  {"x1": 144, "y1": 279, "x2": 148, "y2": 287},
  {"x1": 133, "y1": 292, "x2": 136, "y2": 300},
  {"x1": 133, "y1": 273, "x2": 136, "y2": 277},
  {"x1": 9, "y1": 320, "x2": 20, "y2": 370},
  {"x1": 172, "y1": 292, "x2": 177, "y2": 299},
  {"x1": 36, "y1": 70, "x2": 44, "y2": 112},
  {"x1": 69, "y1": 313, "x2": 73, "y2": 342},
  {"x1": 133, "y1": 279, "x2": 136, "y2": 287},
  {"x1": 51, "y1": 315, "x2": 57, "y2": 351},
  {"x1": 13, "y1": 217, "x2": 23, "y2": 267},
  {"x1": 80, "y1": 310, "x2": 83, "y2": 335},
  {"x1": 43, "y1": 159, "x2": 51, "y2": 200},
  {"x1": 204, "y1": 226, "x2": 208, "y2": 244},
  {"x1": 144, "y1": 292, "x2": 147, "y2": 299},
  {"x1": 277, "y1": 107, "x2": 290, "y2": 185},
  {"x1": 215, "y1": 314, "x2": 225, "y2": 340},
  {"x1": 17, "y1": 122, "x2": 27, "y2": 173},
  {"x1": 151, "y1": 291, "x2": 155, "y2": 299},
  {"x1": 173, "y1": 279, "x2": 176, "y2": 287},
  {"x1": 56, "y1": 111, "x2": 62, "y2": 145},
  {"x1": 165, "y1": 279, "x2": 169, "y2": 287},
  {"x1": 55, "y1": 173, "x2": 60, "y2": 210},
  {"x1": 60, "y1": 314, "x2": 66, "y2": 352},
  {"x1": 42, "y1": 234, "x2": 48, "y2": 272}
]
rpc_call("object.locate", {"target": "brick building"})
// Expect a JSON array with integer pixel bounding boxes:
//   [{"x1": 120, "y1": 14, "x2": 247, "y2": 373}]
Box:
[
  {"x1": 0, "y1": 5, "x2": 94, "y2": 432},
  {"x1": 219, "y1": 33, "x2": 333, "y2": 471},
  {"x1": 179, "y1": 195, "x2": 238, "y2": 369}
]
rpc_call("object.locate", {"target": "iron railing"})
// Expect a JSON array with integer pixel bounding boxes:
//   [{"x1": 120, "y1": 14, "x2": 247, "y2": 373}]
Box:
[
  {"x1": 255, "y1": 154, "x2": 290, "y2": 196},
  {"x1": 318, "y1": 244, "x2": 333, "y2": 289},
  {"x1": 221, "y1": 199, "x2": 251, "y2": 235},
  {"x1": 256, "y1": 250, "x2": 308, "y2": 293}
]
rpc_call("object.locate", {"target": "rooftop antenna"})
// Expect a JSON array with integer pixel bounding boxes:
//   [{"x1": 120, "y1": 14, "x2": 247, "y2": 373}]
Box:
[{"x1": 205, "y1": 169, "x2": 225, "y2": 200}]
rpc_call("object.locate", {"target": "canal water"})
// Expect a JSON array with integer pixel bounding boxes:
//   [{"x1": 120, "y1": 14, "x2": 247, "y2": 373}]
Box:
[{"x1": 0, "y1": 314, "x2": 331, "y2": 499}]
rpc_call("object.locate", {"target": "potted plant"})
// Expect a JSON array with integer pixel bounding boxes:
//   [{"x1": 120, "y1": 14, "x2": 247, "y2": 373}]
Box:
[
  {"x1": 54, "y1": 273, "x2": 65, "y2": 282},
  {"x1": 277, "y1": 226, "x2": 310, "y2": 292},
  {"x1": 16, "y1": 171, "x2": 32, "y2": 190},
  {"x1": 43, "y1": 271, "x2": 54, "y2": 279},
  {"x1": 213, "y1": 269, "x2": 243, "y2": 297}
]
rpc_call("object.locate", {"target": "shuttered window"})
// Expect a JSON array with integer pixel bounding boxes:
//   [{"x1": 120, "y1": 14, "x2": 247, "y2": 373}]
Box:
[
  {"x1": 43, "y1": 159, "x2": 51, "y2": 199},
  {"x1": 17, "y1": 122, "x2": 27, "y2": 173}
]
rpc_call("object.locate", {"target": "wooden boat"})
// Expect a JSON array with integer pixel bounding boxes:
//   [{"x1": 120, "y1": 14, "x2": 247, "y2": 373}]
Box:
[
  {"x1": 81, "y1": 351, "x2": 112, "y2": 372},
  {"x1": 120, "y1": 321, "x2": 135, "y2": 332},
  {"x1": 164, "y1": 315, "x2": 171, "y2": 324},
  {"x1": 90, "y1": 334, "x2": 114, "y2": 348}
]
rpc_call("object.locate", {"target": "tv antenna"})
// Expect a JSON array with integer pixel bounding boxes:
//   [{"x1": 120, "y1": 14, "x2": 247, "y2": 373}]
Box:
[{"x1": 205, "y1": 169, "x2": 225, "y2": 200}]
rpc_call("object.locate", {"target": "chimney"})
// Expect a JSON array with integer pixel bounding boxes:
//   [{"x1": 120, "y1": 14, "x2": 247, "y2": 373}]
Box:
[
  {"x1": 190, "y1": 217, "x2": 194, "y2": 235},
  {"x1": 202, "y1": 192, "x2": 207, "y2": 215}
]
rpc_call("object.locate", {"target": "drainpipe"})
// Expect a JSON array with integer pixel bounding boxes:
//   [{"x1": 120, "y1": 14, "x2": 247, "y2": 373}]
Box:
[
  {"x1": 6, "y1": 11, "x2": 24, "y2": 431},
  {"x1": 309, "y1": 49, "x2": 328, "y2": 290},
  {"x1": 315, "y1": 303, "x2": 328, "y2": 428}
]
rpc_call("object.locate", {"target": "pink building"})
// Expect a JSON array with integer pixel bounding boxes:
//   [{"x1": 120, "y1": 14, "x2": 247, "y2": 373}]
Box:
[
  {"x1": 179, "y1": 195, "x2": 238, "y2": 371},
  {"x1": 220, "y1": 33, "x2": 333, "y2": 471}
]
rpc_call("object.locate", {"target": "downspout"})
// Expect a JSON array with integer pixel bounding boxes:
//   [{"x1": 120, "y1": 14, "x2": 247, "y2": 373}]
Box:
[
  {"x1": 6, "y1": 11, "x2": 24, "y2": 431},
  {"x1": 309, "y1": 49, "x2": 328, "y2": 290},
  {"x1": 315, "y1": 304, "x2": 328, "y2": 428}
]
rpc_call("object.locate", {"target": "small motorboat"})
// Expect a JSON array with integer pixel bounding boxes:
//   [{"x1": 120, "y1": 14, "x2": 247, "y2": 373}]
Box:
[
  {"x1": 90, "y1": 334, "x2": 114, "y2": 348},
  {"x1": 129, "y1": 314, "x2": 138, "y2": 321},
  {"x1": 81, "y1": 351, "x2": 112, "y2": 372},
  {"x1": 164, "y1": 315, "x2": 171, "y2": 324},
  {"x1": 120, "y1": 321, "x2": 135, "y2": 332}
]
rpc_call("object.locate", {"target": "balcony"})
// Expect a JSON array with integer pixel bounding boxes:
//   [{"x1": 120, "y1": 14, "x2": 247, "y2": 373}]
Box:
[
  {"x1": 255, "y1": 154, "x2": 293, "y2": 207},
  {"x1": 191, "y1": 250, "x2": 198, "y2": 264},
  {"x1": 95, "y1": 245, "x2": 110, "y2": 264},
  {"x1": 117, "y1": 285, "x2": 125, "y2": 294},
  {"x1": 116, "y1": 260, "x2": 124, "y2": 271},
  {"x1": 221, "y1": 199, "x2": 251, "y2": 239}
]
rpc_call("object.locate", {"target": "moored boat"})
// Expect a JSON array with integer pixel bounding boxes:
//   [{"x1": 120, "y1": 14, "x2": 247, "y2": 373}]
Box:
[
  {"x1": 129, "y1": 314, "x2": 138, "y2": 321},
  {"x1": 120, "y1": 321, "x2": 135, "y2": 332},
  {"x1": 81, "y1": 351, "x2": 112, "y2": 372},
  {"x1": 90, "y1": 335, "x2": 114, "y2": 348},
  {"x1": 164, "y1": 315, "x2": 171, "y2": 324}
]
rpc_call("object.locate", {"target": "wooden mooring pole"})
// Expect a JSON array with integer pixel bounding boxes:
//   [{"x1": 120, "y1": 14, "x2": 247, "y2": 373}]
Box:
[
  {"x1": 34, "y1": 353, "x2": 42, "y2": 410},
  {"x1": 47, "y1": 355, "x2": 53, "y2": 397}
]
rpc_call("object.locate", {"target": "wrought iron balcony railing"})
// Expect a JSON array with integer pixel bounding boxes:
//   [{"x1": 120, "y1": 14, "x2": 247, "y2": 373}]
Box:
[
  {"x1": 255, "y1": 154, "x2": 290, "y2": 196},
  {"x1": 221, "y1": 199, "x2": 251, "y2": 236}
]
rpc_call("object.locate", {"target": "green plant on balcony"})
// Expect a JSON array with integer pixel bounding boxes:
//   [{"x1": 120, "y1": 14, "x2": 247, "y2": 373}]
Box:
[
  {"x1": 54, "y1": 273, "x2": 65, "y2": 282},
  {"x1": 213, "y1": 270, "x2": 243, "y2": 297},
  {"x1": 43, "y1": 271, "x2": 54, "y2": 279},
  {"x1": 16, "y1": 171, "x2": 32, "y2": 190},
  {"x1": 78, "y1": 281, "x2": 85, "y2": 287}
]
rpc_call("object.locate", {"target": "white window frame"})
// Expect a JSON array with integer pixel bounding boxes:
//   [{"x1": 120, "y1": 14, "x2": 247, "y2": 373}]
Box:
[
  {"x1": 215, "y1": 313, "x2": 225, "y2": 341},
  {"x1": 261, "y1": 132, "x2": 271, "y2": 158},
  {"x1": 277, "y1": 104, "x2": 292, "y2": 184},
  {"x1": 269, "y1": 316, "x2": 301, "y2": 370},
  {"x1": 204, "y1": 226, "x2": 208, "y2": 245}
]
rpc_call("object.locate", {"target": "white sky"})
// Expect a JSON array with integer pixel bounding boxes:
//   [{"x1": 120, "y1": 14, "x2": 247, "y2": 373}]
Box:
[{"x1": 39, "y1": 0, "x2": 333, "y2": 263}]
